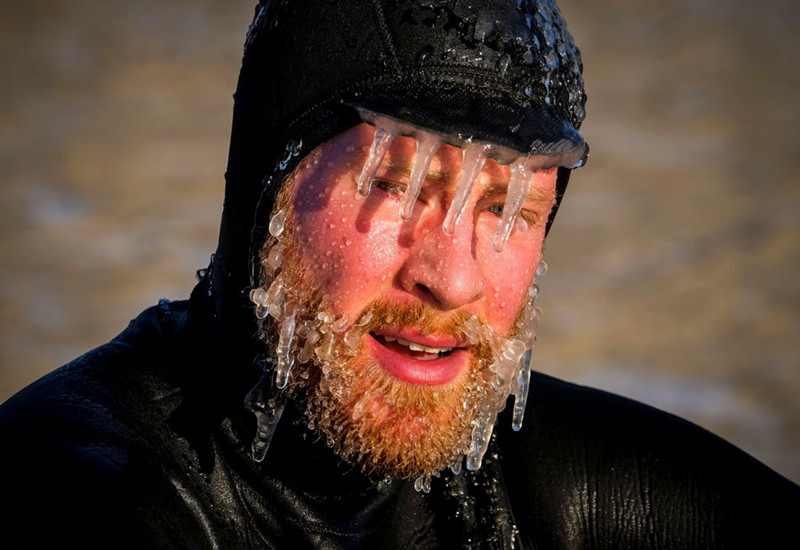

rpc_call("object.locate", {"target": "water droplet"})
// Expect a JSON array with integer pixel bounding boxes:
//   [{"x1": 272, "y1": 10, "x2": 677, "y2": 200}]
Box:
[
  {"x1": 544, "y1": 48, "x2": 558, "y2": 70},
  {"x1": 498, "y1": 53, "x2": 511, "y2": 74},
  {"x1": 523, "y1": 48, "x2": 534, "y2": 65},
  {"x1": 416, "y1": 44, "x2": 435, "y2": 64}
]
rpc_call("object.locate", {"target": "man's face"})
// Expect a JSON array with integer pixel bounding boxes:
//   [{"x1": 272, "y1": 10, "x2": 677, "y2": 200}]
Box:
[{"x1": 262, "y1": 123, "x2": 558, "y2": 479}]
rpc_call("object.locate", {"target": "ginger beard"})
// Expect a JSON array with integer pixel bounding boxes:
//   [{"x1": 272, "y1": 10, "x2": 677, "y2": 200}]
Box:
[
  {"x1": 289, "y1": 299, "x2": 494, "y2": 480},
  {"x1": 256, "y1": 207, "x2": 516, "y2": 481}
]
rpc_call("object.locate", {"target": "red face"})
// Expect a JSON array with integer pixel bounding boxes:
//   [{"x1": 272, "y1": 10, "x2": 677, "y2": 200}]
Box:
[
  {"x1": 288, "y1": 124, "x2": 557, "y2": 385},
  {"x1": 268, "y1": 123, "x2": 559, "y2": 478}
]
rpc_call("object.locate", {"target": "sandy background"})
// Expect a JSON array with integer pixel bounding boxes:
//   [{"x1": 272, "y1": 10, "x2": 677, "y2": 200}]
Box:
[{"x1": 2, "y1": 0, "x2": 798, "y2": 483}]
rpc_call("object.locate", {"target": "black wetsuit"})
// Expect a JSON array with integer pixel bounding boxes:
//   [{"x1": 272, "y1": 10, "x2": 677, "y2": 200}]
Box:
[
  {"x1": 2, "y1": 297, "x2": 798, "y2": 548},
  {"x1": 3, "y1": 2, "x2": 799, "y2": 547}
]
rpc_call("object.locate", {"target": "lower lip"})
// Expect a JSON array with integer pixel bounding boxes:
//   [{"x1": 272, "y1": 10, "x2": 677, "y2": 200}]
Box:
[{"x1": 366, "y1": 334, "x2": 468, "y2": 386}]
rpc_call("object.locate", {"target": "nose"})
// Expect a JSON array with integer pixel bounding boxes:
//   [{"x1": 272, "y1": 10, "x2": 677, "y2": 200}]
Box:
[{"x1": 398, "y1": 217, "x2": 485, "y2": 311}]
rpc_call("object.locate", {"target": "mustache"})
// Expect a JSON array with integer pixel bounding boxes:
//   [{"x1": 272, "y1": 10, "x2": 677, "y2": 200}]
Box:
[{"x1": 357, "y1": 299, "x2": 483, "y2": 341}]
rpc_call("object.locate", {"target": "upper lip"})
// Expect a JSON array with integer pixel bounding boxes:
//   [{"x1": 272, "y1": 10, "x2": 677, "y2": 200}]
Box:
[{"x1": 371, "y1": 328, "x2": 468, "y2": 353}]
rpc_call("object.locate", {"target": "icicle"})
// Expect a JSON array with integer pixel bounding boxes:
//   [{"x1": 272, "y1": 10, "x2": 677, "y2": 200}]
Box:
[
  {"x1": 511, "y1": 349, "x2": 533, "y2": 431},
  {"x1": 493, "y1": 159, "x2": 534, "y2": 252},
  {"x1": 495, "y1": 339, "x2": 526, "y2": 385},
  {"x1": 400, "y1": 134, "x2": 440, "y2": 220},
  {"x1": 274, "y1": 313, "x2": 296, "y2": 389},
  {"x1": 357, "y1": 121, "x2": 397, "y2": 197},
  {"x1": 443, "y1": 142, "x2": 489, "y2": 236},
  {"x1": 298, "y1": 329, "x2": 320, "y2": 364},
  {"x1": 466, "y1": 412, "x2": 495, "y2": 471},
  {"x1": 450, "y1": 454, "x2": 464, "y2": 475},
  {"x1": 244, "y1": 361, "x2": 286, "y2": 462},
  {"x1": 315, "y1": 331, "x2": 336, "y2": 362}
]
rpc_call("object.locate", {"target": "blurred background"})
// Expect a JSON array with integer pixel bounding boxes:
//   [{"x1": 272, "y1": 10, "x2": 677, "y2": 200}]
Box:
[{"x1": 1, "y1": 0, "x2": 798, "y2": 482}]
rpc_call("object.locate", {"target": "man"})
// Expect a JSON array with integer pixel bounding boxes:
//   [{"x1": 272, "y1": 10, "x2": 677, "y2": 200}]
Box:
[{"x1": 1, "y1": 1, "x2": 798, "y2": 548}]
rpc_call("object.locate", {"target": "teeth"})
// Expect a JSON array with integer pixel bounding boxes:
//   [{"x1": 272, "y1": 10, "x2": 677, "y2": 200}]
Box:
[{"x1": 395, "y1": 337, "x2": 452, "y2": 355}]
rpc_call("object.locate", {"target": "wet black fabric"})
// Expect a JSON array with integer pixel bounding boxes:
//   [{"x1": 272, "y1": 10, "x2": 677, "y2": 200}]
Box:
[
  {"x1": 3, "y1": 2, "x2": 799, "y2": 548},
  {"x1": 2, "y1": 300, "x2": 798, "y2": 548}
]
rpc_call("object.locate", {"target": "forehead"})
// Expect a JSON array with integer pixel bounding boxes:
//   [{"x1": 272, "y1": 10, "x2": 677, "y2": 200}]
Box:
[{"x1": 306, "y1": 123, "x2": 558, "y2": 191}]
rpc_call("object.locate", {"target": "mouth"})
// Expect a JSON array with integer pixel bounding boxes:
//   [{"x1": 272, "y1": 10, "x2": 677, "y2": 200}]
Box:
[{"x1": 366, "y1": 330, "x2": 469, "y2": 386}]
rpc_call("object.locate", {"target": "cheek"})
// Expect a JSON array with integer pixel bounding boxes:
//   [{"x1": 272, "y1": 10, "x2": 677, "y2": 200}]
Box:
[
  {"x1": 478, "y1": 235, "x2": 542, "y2": 333},
  {"x1": 295, "y1": 198, "x2": 405, "y2": 312}
]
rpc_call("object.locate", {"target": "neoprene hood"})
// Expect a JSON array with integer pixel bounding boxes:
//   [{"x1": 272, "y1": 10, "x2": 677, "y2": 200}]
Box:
[{"x1": 208, "y1": 0, "x2": 587, "y2": 341}]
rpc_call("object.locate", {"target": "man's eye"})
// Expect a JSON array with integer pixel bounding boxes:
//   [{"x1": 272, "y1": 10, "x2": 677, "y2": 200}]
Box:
[
  {"x1": 374, "y1": 179, "x2": 405, "y2": 197},
  {"x1": 485, "y1": 203, "x2": 543, "y2": 228},
  {"x1": 486, "y1": 204, "x2": 504, "y2": 216}
]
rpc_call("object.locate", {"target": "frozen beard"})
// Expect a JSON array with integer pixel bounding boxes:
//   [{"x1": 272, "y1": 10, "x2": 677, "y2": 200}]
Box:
[
  {"x1": 289, "y1": 298, "x2": 492, "y2": 482},
  {"x1": 252, "y1": 193, "x2": 542, "y2": 487}
]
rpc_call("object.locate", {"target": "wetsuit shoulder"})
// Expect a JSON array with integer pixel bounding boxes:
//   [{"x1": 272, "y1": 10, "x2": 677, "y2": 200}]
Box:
[
  {"x1": 497, "y1": 371, "x2": 800, "y2": 548},
  {"x1": 0, "y1": 302, "x2": 212, "y2": 549}
]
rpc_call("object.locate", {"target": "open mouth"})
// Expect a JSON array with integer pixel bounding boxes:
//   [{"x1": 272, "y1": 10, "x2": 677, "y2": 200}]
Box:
[
  {"x1": 370, "y1": 332, "x2": 456, "y2": 360},
  {"x1": 366, "y1": 330, "x2": 468, "y2": 385}
]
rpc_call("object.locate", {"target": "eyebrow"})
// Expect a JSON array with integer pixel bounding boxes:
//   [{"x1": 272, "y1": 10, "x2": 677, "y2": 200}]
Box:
[
  {"x1": 382, "y1": 159, "x2": 454, "y2": 185},
  {"x1": 382, "y1": 158, "x2": 555, "y2": 203},
  {"x1": 481, "y1": 181, "x2": 555, "y2": 204}
]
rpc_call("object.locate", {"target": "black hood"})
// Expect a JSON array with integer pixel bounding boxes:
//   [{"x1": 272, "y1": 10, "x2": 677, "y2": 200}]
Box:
[{"x1": 202, "y1": 0, "x2": 587, "y2": 352}]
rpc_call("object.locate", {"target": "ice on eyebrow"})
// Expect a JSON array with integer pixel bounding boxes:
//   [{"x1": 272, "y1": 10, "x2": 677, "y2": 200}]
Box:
[{"x1": 356, "y1": 108, "x2": 586, "y2": 250}]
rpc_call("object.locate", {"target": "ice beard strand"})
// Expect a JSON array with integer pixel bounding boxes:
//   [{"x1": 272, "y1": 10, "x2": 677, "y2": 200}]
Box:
[{"x1": 250, "y1": 203, "x2": 543, "y2": 490}]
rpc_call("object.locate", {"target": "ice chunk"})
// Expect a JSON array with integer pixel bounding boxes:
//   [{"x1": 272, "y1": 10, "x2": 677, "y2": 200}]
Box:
[
  {"x1": 493, "y1": 159, "x2": 534, "y2": 252},
  {"x1": 400, "y1": 134, "x2": 441, "y2": 220},
  {"x1": 413, "y1": 475, "x2": 432, "y2": 494},
  {"x1": 466, "y1": 412, "x2": 495, "y2": 471},
  {"x1": 443, "y1": 142, "x2": 489, "y2": 236},
  {"x1": 357, "y1": 120, "x2": 397, "y2": 197},
  {"x1": 274, "y1": 314, "x2": 296, "y2": 389},
  {"x1": 266, "y1": 242, "x2": 285, "y2": 271},
  {"x1": 343, "y1": 328, "x2": 361, "y2": 350},
  {"x1": 331, "y1": 315, "x2": 350, "y2": 333},
  {"x1": 449, "y1": 454, "x2": 463, "y2": 475},
  {"x1": 511, "y1": 349, "x2": 533, "y2": 431},
  {"x1": 244, "y1": 369, "x2": 286, "y2": 462},
  {"x1": 269, "y1": 209, "x2": 287, "y2": 238},
  {"x1": 250, "y1": 287, "x2": 267, "y2": 306}
]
